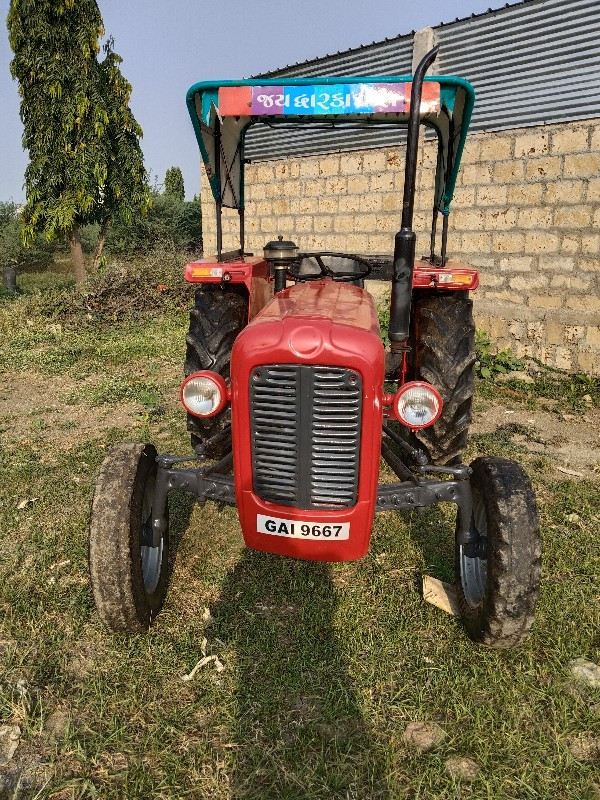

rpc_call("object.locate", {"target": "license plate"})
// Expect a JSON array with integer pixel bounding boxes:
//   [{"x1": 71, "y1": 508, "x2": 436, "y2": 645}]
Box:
[{"x1": 257, "y1": 514, "x2": 350, "y2": 540}]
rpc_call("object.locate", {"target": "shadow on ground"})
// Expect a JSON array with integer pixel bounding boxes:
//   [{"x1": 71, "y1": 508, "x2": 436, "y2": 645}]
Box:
[{"x1": 211, "y1": 550, "x2": 389, "y2": 800}]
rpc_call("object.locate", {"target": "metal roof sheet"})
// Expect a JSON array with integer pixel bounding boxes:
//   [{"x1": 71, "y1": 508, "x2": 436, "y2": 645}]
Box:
[{"x1": 245, "y1": 0, "x2": 600, "y2": 161}]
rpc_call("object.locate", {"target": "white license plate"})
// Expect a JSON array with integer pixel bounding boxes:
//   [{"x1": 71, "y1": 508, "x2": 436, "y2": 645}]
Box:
[{"x1": 257, "y1": 514, "x2": 350, "y2": 540}]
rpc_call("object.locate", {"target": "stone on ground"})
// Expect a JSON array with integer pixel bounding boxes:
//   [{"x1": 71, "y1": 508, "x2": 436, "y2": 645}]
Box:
[
  {"x1": 44, "y1": 709, "x2": 70, "y2": 739},
  {"x1": 445, "y1": 756, "x2": 480, "y2": 779},
  {"x1": 569, "y1": 658, "x2": 600, "y2": 688},
  {"x1": 567, "y1": 735, "x2": 600, "y2": 763},
  {"x1": 0, "y1": 725, "x2": 21, "y2": 764},
  {"x1": 402, "y1": 721, "x2": 446, "y2": 752}
]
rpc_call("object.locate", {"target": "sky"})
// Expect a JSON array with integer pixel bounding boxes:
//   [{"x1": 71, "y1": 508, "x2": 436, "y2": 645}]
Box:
[{"x1": 0, "y1": 0, "x2": 523, "y2": 203}]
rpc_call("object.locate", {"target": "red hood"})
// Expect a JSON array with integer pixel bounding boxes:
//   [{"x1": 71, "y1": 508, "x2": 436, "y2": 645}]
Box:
[
  {"x1": 230, "y1": 279, "x2": 385, "y2": 562},
  {"x1": 250, "y1": 279, "x2": 381, "y2": 337}
]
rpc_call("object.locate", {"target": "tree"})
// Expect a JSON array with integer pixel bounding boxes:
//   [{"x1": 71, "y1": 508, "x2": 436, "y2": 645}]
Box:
[
  {"x1": 7, "y1": 0, "x2": 150, "y2": 288},
  {"x1": 164, "y1": 167, "x2": 185, "y2": 202},
  {"x1": 103, "y1": 194, "x2": 202, "y2": 256},
  {"x1": 0, "y1": 201, "x2": 54, "y2": 271}
]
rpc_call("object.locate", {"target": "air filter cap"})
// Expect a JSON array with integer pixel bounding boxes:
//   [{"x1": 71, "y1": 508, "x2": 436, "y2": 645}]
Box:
[{"x1": 263, "y1": 235, "x2": 299, "y2": 261}]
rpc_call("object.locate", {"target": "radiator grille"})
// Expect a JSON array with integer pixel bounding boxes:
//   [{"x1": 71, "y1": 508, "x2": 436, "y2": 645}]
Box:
[{"x1": 250, "y1": 365, "x2": 362, "y2": 509}]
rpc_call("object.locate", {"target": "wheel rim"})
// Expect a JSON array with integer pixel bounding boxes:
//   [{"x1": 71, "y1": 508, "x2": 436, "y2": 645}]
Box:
[
  {"x1": 459, "y1": 489, "x2": 488, "y2": 608},
  {"x1": 140, "y1": 475, "x2": 163, "y2": 594}
]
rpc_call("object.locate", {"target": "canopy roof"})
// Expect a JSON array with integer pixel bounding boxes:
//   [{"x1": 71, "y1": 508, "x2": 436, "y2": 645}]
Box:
[{"x1": 186, "y1": 76, "x2": 475, "y2": 216}]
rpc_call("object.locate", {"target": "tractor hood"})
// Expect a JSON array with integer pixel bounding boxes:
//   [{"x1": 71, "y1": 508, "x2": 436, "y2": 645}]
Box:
[{"x1": 229, "y1": 280, "x2": 385, "y2": 561}]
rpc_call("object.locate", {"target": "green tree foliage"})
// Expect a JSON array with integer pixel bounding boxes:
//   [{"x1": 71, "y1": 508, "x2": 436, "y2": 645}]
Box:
[
  {"x1": 7, "y1": 0, "x2": 150, "y2": 288},
  {"x1": 164, "y1": 167, "x2": 185, "y2": 202},
  {"x1": 103, "y1": 194, "x2": 202, "y2": 256},
  {"x1": 0, "y1": 201, "x2": 54, "y2": 271}
]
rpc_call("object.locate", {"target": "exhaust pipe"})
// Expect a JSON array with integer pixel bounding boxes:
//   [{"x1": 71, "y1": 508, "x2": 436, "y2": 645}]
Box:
[{"x1": 388, "y1": 45, "x2": 439, "y2": 343}]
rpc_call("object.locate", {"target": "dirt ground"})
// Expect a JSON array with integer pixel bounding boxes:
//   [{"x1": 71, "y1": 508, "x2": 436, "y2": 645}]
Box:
[
  {"x1": 1, "y1": 370, "x2": 598, "y2": 477},
  {"x1": 472, "y1": 394, "x2": 600, "y2": 479},
  {"x1": 0, "y1": 373, "x2": 140, "y2": 449}
]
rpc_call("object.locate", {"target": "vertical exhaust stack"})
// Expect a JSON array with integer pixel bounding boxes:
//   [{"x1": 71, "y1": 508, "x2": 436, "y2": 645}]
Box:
[{"x1": 388, "y1": 45, "x2": 439, "y2": 344}]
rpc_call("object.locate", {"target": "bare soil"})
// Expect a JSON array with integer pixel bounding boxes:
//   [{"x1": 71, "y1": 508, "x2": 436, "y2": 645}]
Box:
[
  {"x1": 1, "y1": 369, "x2": 597, "y2": 478},
  {"x1": 0, "y1": 371, "x2": 140, "y2": 450},
  {"x1": 472, "y1": 396, "x2": 600, "y2": 479}
]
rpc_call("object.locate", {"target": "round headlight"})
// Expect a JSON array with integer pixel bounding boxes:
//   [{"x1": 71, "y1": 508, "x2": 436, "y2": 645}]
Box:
[
  {"x1": 394, "y1": 381, "x2": 442, "y2": 430},
  {"x1": 181, "y1": 372, "x2": 227, "y2": 418}
]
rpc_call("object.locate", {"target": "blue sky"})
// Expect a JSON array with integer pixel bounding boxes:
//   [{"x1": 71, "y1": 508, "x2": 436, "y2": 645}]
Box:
[{"x1": 1, "y1": 0, "x2": 522, "y2": 202}]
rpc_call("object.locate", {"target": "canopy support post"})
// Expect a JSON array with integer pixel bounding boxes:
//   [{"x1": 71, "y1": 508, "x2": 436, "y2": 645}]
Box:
[
  {"x1": 440, "y1": 119, "x2": 455, "y2": 267},
  {"x1": 239, "y1": 209, "x2": 245, "y2": 255},
  {"x1": 429, "y1": 207, "x2": 438, "y2": 263},
  {"x1": 441, "y1": 214, "x2": 449, "y2": 266},
  {"x1": 215, "y1": 117, "x2": 223, "y2": 261}
]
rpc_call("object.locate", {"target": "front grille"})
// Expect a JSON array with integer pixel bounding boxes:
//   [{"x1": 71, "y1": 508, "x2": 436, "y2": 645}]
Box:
[{"x1": 250, "y1": 365, "x2": 362, "y2": 509}]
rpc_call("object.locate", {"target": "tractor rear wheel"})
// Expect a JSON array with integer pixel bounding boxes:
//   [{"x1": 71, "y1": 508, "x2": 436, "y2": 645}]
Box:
[
  {"x1": 455, "y1": 456, "x2": 541, "y2": 647},
  {"x1": 184, "y1": 286, "x2": 247, "y2": 457},
  {"x1": 410, "y1": 291, "x2": 476, "y2": 465}
]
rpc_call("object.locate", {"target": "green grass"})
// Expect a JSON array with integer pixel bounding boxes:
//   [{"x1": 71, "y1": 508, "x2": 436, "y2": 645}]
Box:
[{"x1": 0, "y1": 289, "x2": 599, "y2": 799}]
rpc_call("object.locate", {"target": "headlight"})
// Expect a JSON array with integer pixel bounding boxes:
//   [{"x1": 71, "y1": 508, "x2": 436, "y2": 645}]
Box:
[
  {"x1": 394, "y1": 381, "x2": 442, "y2": 430},
  {"x1": 180, "y1": 372, "x2": 228, "y2": 418}
]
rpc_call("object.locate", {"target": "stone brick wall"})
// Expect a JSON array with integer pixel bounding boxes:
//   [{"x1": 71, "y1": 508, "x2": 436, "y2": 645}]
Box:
[{"x1": 202, "y1": 118, "x2": 600, "y2": 374}]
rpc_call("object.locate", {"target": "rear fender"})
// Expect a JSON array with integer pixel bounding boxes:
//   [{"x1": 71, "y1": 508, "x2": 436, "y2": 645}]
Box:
[
  {"x1": 413, "y1": 260, "x2": 479, "y2": 291},
  {"x1": 185, "y1": 256, "x2": 272, "y2": 321}
]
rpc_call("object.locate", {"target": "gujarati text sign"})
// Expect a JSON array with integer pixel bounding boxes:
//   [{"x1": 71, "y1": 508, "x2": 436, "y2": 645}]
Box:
[{"x1": 218, "y1": 83, "x2": 440, "y2": 117}]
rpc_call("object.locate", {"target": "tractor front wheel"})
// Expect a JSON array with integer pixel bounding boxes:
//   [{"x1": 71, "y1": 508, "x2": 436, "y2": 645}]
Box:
[
  {"x1": 89, "y1": 443, "x2": 169, "y2": 633},
  {"x1": 410, "y1": 291, "x2": 476, "y2": 465},
  {"x1": 184, "y1": 286, "x2": 247, "y2": 457},
  {"x1": 456, "y1": 456, "x2": 541, "y2": 648}
]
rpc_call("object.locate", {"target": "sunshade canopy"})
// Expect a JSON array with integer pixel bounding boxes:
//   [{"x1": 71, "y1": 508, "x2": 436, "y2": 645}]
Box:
[{"x1": 186, "y1": 76, "x2": 475, "y2": 217}]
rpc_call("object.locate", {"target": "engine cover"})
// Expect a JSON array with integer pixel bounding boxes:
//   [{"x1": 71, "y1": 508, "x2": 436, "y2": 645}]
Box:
[{"x1": 230, "y1": 280, "x2": 385, "y2": 561}]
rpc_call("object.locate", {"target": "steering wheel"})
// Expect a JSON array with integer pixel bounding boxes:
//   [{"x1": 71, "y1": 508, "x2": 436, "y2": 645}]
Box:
[{"x1": 290, "y1": 251, "x2": 372, "y2": 282}]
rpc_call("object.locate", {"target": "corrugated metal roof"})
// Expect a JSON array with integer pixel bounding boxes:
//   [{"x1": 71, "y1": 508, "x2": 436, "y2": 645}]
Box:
[
  {"x1": 245, "y1": 0, "x2": 600, "y2": 161},
  {"x1": 253, "y1": 0, "x2": 532, "y2": 78}
]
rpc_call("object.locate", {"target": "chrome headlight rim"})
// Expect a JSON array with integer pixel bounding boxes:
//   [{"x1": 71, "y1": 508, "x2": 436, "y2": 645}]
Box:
[
  {"x1": 394, "y1": 380, "x2": 443, "y2": 430},
  {"x1": 180, "y1": 371, "x2": 228, "y2": 418}
]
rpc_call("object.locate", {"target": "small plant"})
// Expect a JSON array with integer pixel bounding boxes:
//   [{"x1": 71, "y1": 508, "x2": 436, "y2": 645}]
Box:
[
  {"x1": 377, "y1": 292, "x2": 391, "y2": 347},
  {"x1": 532, "y1": 370, "x2": 599, "y2": 410},
  {"x1": 475, "y1": 330, "x2": 525, "y2": 379}
]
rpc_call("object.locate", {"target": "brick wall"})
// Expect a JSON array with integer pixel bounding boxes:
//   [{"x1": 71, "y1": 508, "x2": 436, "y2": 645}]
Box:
[{"x1": 202, "y1": 118, "x2": 600, "y2": 374}]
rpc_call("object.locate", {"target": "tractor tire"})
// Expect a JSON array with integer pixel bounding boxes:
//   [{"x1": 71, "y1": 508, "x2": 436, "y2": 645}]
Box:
[
  {"x1": 89, "y1": 443, "x2": 169, "y2": 633},
  {"x1": 184, "y1": 286, "x2": 247, "y2": 457},
  {"x1": 455, "y1": 457, "x2": 541, "y2": 648},
  {"x1": 410, "y1": 291, "x2": 476, "y2": 465}
]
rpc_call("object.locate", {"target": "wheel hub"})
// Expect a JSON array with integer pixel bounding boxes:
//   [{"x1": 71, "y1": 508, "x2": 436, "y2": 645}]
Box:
[
  {"x1": 140, "y1": 476, "x2": 163, "y2": 594},
  {"x1": 459, "y1": 490, "x2": 488, "y2": 608}
]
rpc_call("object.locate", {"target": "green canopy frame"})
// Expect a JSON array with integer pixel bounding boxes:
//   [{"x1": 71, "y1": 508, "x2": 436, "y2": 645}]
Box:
[{"x1": 186, "y1": 74, "x2": 475, "y2": 253}]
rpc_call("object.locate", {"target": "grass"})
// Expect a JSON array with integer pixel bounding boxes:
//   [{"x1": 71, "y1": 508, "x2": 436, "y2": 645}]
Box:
[{"x1": 0, "y1": 283, "x2": 599, "y2": 799}]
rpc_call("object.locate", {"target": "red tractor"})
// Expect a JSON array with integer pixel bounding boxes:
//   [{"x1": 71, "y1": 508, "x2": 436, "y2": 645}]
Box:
[{"x1": 89, "y1": 48, "x2": 540, "y2": 647}]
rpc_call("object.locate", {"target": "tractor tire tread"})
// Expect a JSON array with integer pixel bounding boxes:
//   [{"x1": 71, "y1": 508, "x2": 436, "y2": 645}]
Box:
[
  {"x1": 411, "y1": 292, "x2": 476, "y2": 465},
  {"x1": 456, "y1": 456, "x2": 541, "y2": 648},
  {"x1": 89, "y1": 443, "x2": 168, "y2": 633},
  {"x1": 184, "y1": 286, "x2": 247, "y2": 455}
]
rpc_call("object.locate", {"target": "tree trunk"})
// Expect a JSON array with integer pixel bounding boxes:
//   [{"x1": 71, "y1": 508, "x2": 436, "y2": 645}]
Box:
[
  {"x1": 92, "y1": 218, "x2": 111, "y2": 271},
  {"x1": 69, "y1": 226, "x2": 86, "y2": 290},
  {"x1": 3, "y1": 266, "x2": 17, "y2": 292}
]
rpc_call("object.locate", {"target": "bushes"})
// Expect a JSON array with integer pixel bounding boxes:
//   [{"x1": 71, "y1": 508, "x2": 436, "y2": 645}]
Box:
[
  {"x1": 0, "y1": 201, "x2": 55, "y2": 272},
  {"x1": 80, "y1": 246, "x2": 194, "y2": 318},
  {"x1": 94, "y1": 194, "x2": 202, "y2": 258},
  {"x1": 1, "y1": 246, "x2": 195, "y2": 330}
]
